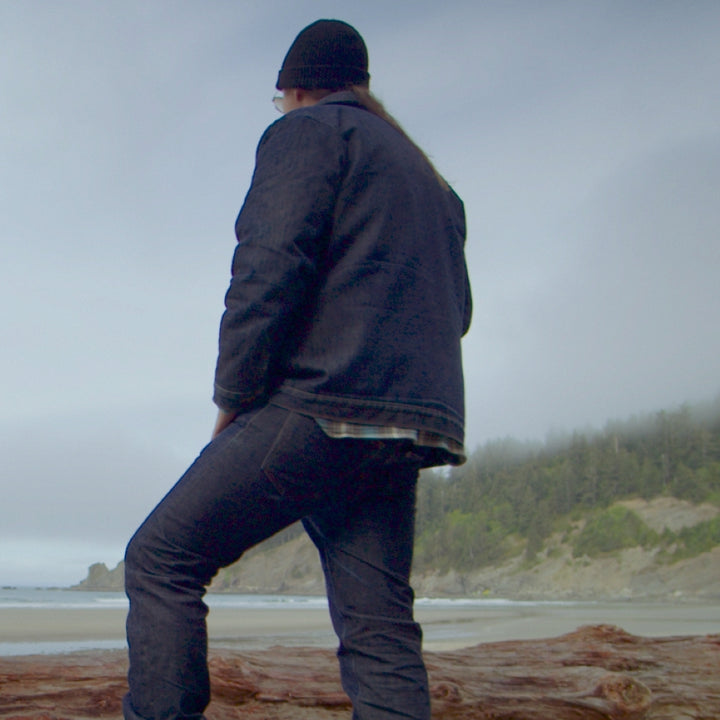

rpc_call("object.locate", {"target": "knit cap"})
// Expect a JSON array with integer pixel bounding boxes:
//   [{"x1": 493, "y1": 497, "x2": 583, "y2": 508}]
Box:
[{"x1": 276, "y1": 19, "x2": 370, "y2": 90}]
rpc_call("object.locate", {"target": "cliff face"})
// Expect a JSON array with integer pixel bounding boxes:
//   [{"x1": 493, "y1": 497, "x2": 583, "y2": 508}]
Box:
[
  {"x1": 73, "y1": 498, "x2": 720, "y2": 601},
  {"x1": 1, "y1": 626, "x2": 719, "y2": 719}
]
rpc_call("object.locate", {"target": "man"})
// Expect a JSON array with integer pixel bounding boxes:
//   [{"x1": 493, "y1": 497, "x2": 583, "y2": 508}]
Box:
[{"x1": 123, "y1": 19, "x2": 471, "y2": 720}]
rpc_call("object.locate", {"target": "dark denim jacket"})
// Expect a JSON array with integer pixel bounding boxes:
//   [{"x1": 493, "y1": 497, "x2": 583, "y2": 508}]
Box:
[{"x1": 214, "y1": 92, "x2": 472, "y2": 449}]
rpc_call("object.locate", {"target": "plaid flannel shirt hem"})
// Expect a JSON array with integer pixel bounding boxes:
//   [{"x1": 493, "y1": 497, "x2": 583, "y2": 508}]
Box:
[{"x1": 315, "y1": 418, "x2": 465, "y2": 465}]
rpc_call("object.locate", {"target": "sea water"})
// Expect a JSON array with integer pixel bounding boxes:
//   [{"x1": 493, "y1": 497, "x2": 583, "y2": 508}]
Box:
[{"x1": 0, "y1": 587, "x2": 330, "y2": 610}]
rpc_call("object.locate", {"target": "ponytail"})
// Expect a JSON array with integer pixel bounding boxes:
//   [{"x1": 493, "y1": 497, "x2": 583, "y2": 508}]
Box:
[
  {"x1": 300, "y1": 85, "x2": 450, "y2": 191},
  {"x1": 348, "y1": 85, "x2": 449, "y2": 191}
]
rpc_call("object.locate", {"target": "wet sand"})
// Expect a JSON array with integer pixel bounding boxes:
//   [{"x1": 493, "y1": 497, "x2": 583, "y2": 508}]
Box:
[{"x1": 1, "y1": 601, "x2": 718, "y2": 655}]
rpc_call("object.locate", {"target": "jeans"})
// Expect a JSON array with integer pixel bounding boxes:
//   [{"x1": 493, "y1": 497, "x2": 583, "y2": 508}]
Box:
[{"x1": 123, "y1": 403, "x2": 430, "y2": 720}]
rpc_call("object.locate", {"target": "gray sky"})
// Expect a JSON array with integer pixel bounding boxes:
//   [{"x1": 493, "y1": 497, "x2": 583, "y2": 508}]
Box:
[{"x1": 2, "y1": 0, "x2": 718, "y2": 586}]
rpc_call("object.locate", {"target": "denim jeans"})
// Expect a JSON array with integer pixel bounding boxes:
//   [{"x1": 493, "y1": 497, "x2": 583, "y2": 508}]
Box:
[{"x1": 123, "y1": 403, "x2": 430, "y2": 720}]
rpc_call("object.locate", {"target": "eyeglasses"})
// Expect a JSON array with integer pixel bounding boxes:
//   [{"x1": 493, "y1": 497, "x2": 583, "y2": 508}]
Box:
[{"x1": 272, "y1": 94, "x2": 285, "y2": 113}]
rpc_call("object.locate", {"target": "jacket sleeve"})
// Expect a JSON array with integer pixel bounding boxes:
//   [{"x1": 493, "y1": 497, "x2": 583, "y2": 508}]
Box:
[{"x1": 213, "y1": 115, "x2": 345, "y2": 412}]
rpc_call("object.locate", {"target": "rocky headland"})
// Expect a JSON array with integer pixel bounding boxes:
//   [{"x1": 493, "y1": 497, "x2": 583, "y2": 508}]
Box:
[{"x1": 74, "y1": 497, "x2": 720, "y2": 601}]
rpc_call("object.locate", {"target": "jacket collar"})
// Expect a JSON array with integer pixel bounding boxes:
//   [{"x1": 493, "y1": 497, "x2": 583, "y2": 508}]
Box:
[{"x1": 315, "y1": 90, "x2": 363, "y2": 108}]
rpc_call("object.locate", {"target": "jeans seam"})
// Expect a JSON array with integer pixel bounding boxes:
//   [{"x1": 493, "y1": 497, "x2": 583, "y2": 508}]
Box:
[{"x1": 256, "y1": 407, "x2": 298, "y2": 495}]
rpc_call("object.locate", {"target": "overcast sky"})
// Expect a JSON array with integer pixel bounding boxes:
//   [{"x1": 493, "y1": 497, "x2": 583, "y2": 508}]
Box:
[{"x1": 2, "y1": 0, "x2": 718, "y2": 586}]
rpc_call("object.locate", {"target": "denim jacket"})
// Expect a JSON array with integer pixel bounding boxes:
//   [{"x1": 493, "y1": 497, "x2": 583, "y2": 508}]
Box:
[{"x1": 214, "y1": 92, "x2": 472, "y2": 452}]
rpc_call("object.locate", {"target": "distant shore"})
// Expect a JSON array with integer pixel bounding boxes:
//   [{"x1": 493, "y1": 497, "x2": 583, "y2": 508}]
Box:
[{"x1": 2, "y1": 599, "x2": 719, "y2": 656}]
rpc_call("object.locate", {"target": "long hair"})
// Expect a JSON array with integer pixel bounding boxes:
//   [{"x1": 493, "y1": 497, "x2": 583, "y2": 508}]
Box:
[
  {"x1": 348, "y1": 85, "x2": 450, "y2": 191},
  {"x1": 304, "y1": 85, "x2": 449, "y2": 191}
]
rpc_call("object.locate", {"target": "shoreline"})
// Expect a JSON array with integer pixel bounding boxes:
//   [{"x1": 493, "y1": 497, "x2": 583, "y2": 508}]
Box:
[{"x1": 1, "y1": 600, "x2": 719, "y2": 657}]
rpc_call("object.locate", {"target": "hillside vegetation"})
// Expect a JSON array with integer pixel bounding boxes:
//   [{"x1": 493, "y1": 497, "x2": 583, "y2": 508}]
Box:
[
  {"x1": 75, "y1": 397, "x2": 720, "y2": 599},
  {"x1": 413, "y1": 398, "x2": 720, "y2": 573}
]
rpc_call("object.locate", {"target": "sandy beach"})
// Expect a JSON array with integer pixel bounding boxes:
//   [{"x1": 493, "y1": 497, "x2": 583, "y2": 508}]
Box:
[{"x1": 1, "y1": 600, "x2": 718, "y2": 656}]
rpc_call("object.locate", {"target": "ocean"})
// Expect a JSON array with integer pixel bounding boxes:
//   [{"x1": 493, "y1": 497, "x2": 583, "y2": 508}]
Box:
[{"x1": 0, "y1": 586, "x2": 328, "y2": 611}]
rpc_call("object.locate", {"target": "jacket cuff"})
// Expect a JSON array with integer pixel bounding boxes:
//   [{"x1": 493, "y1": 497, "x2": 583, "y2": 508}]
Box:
[{"x1": 212, "y1": 383, "x2": 266, "y2": 413}]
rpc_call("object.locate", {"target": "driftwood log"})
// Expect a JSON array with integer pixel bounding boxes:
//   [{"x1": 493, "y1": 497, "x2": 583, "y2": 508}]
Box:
[{"x1": 1, "y1": 625, "x2": 718, "y2": 719}]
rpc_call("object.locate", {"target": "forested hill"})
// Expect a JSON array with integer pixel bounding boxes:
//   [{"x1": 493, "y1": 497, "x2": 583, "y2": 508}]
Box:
[
  {"x1": 413, "y1": 397, "x2": 720, "y2": 573},
  {"x1": 75, "y1": 397, "x2": 720, "y2": 599}
]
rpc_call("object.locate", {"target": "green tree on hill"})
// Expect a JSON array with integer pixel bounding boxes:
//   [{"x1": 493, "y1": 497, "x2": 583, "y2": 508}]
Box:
[{"x1": 413, "y1": 397, "x2": 720, "y2": 572}]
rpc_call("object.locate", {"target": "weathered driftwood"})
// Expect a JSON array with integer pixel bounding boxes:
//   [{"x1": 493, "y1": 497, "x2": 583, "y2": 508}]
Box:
[{"x1": 1, "y1": 625, "x2": 718, "y2": 719}]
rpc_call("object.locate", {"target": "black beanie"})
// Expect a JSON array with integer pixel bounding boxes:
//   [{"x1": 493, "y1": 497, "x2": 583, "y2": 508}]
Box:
[{"x1": 276, "y1": 19, "x2": 369, "y2": 90}]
